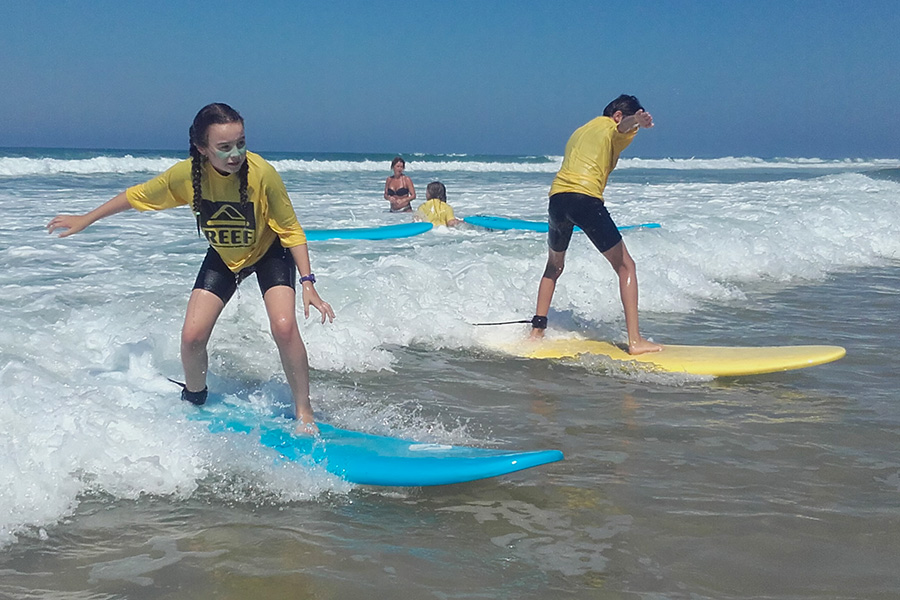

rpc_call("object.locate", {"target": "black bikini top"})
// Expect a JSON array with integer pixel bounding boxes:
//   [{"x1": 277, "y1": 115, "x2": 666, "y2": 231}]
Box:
[{"x1": 387, "y1": 187, "x2": 410, "y2": 197}]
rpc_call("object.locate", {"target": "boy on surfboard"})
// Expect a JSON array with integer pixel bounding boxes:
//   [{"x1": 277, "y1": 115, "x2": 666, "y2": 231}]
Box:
[{"x1": 530, "y1": 94, "x2": 662, "y2": 355}]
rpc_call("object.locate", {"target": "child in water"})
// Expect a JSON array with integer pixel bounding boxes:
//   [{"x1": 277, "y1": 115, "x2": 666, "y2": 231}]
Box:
[{"x1": 414, "y1": 181, "x2": 461, "y2": 227}]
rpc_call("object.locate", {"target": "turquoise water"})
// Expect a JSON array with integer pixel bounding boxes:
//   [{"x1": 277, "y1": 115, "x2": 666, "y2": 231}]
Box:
[{"x1": 1, "y1": 149, "x2": 899, "y2": 598}]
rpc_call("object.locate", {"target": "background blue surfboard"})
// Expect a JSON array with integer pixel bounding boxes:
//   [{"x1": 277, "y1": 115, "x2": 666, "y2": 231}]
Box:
[
  {"x1": 305, "y1": 222, "x2": 433, "y2": 241},
  {"x1": 190, "y1": 403, "x2": 563, "y2": 487},
  {"x1": 463, "y1": 214, "x2": 661, "y2": 232}
]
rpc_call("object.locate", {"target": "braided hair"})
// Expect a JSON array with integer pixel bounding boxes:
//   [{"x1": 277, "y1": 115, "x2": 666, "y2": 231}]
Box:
[{"x1": 188, "y1": 103, "x2": 248, "y2": 236}]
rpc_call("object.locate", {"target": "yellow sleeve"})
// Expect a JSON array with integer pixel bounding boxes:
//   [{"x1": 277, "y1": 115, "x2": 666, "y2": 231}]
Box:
[
  {"x1": 125, "y1": 159, "x2": 193, "y2": 211},
  {"x1": 259, "y1": 160, "x2": 307, "y2": 247}
]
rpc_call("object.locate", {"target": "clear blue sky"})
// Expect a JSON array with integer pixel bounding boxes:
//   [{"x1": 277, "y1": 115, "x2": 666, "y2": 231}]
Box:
[{"x1": 2, "y1": 1, "x2": 898, "y2": 158}]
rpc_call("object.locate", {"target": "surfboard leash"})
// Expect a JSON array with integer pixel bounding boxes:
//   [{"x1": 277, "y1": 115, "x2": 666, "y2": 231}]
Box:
[
  {"x1": 167, "y1": 377, "x2": 207, "y2": 405},
  {"x1": 471, "y1": 315, "x2": 547, "y2": 329}
]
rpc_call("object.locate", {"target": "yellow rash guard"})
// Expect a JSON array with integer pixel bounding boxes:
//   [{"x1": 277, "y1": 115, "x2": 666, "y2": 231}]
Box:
[
  {"x1": 415, "y1": 198, "x2": 456, "y2": 226},
  {"x1": 126, "y1": 152, "x2": 307, "y2": 271},
  {"x1": 549, "y1": 116, "x2": 637, "y2": 201}
]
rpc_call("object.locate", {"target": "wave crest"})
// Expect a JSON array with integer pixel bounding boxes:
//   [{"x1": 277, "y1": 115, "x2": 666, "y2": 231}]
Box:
[{"x1": 2, "y1": 152, "x2": 898, "y2": 177}]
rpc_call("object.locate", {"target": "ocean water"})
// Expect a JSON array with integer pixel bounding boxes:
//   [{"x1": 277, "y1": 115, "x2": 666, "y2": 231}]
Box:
[{"x1": 1, "y1": 148, "x2": 899, "y2": 599}]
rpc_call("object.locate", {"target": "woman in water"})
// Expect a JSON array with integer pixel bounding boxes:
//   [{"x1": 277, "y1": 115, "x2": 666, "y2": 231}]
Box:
[
  {"x1": 383, "y1": 156, "x2": 416, "y2": 212},
  {"x1": 46, "y1": 103, "x2": 334, "y2": 433}
]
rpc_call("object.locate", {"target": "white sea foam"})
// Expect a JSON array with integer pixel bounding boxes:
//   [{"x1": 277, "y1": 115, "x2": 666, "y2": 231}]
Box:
[
  {"x1": 4, "y1": 153, "x2": 898, "y2": 177},
  {"x1": 622, "y1": 156, "x2": 900, "y2": 170},
  {"x1": 2, "y1": 149, "x2": 899, "y2": 546},
  {"x1": 270, "y1": 158, "x2": 564, "y2": 174},
  {"x1": 0, "y1": 155, "x2": 180, "y2": 176}
]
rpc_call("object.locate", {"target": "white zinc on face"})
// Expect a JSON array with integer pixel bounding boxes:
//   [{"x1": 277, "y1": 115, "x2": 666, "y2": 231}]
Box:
[{"x1": 200, "y1": 122, "x2": 247, "y2": 174}]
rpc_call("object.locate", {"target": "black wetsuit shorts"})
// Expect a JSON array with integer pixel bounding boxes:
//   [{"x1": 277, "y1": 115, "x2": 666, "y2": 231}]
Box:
[
  {"x1": 547, "y1": 192, "x2": 622, "y2": 253},
  {"x1": 192, "y1": 240, "x2": 296, "y2": 304}
]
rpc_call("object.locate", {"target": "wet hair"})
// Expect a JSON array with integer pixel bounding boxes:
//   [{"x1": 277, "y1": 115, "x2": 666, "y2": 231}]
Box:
[
  {"x1": 390, "y1": 156, "x2": 405, "y2": 169},
  {"x1": 426, "y1": 181, "x2": 446, "y2": 202},
  {"x1": 188, "y1": 103, "x2": 248, "y2": 235},
  {"x1": 602, "y1": 94, "x2": 644, "y2": 118}
]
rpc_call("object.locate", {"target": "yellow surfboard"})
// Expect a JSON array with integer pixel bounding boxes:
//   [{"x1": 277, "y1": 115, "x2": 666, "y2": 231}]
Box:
[{"x1": 496, "y1": 337, "x2": 846, "y2": 377}]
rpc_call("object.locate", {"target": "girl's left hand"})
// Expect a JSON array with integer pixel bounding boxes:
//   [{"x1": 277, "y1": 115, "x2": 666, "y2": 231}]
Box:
[{"x1": 302, "y1": 287, "x2": 335, "y2": 323}]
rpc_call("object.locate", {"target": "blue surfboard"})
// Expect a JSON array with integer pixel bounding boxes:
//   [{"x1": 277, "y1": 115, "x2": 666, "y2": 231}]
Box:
[
  {"x1": 305, "y1": 222, "x2": 433, "y2": 241},
  {"x1": 190, "y1": 403, "x2": 563, "y2": 487},
  {"x1": 463, "y1": 215, "x2": 661, "y2": 233}
]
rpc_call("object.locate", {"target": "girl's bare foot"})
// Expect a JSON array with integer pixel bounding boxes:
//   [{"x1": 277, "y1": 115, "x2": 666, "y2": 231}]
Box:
[
  {"x1": 295, "y1": 420, "x2": 319, "y2": 436},
  {"x1": 295, "y1": 409, "x2": 319, "y2": 436}
]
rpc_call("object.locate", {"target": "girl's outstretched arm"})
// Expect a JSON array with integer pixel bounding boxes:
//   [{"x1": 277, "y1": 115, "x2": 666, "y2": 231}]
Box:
[{"x1": 47, "y1": 191, "x2": 133, "y2": 237}]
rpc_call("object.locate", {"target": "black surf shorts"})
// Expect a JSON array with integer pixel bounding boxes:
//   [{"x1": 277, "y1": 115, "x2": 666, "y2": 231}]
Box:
[
  {"x1": 547, "y1": 192, "x2": 622, "y2": 253},
  {"x1": 193, "y1": 240, "x2": 296, "y2": 304}
]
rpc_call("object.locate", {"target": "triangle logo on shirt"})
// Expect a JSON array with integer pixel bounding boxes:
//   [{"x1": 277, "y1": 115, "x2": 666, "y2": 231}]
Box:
[{"x1": 199, "y1": 199, "x2": 256, "y2": 248}]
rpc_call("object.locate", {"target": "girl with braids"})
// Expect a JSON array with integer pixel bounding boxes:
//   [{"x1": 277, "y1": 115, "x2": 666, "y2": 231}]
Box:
[{"x1": 47, "y1": 103, "x2": 334, "y2": 433}]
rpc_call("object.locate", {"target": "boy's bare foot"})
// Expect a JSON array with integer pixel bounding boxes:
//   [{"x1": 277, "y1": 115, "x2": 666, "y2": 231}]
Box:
[
  {"x1": 529, "y1": 327, "x2": 545, "y2": 340},
  {"x1": 629, "y1": 338, "x2": 663, "y2": 355}
]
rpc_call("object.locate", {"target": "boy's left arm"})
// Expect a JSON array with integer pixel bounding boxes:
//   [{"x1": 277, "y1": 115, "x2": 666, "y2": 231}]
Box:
[{"x1": 618, "y1": 109, "x2": 654, "y2": 133}]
